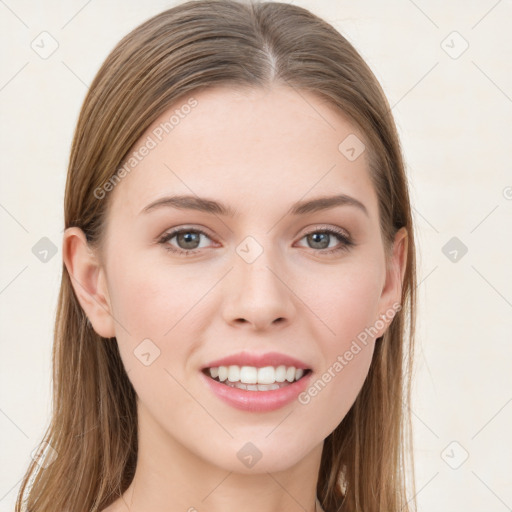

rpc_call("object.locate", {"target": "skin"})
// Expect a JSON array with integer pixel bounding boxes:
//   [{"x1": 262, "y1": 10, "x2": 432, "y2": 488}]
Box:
[{"x1": 63, "y1": 84, "x2": 407, "y2": 512}]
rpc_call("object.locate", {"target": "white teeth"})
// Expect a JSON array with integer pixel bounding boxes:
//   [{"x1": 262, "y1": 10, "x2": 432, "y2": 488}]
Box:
[
  {"x1": 257, "y1": 366, "x2": 276, "y2": 384},
  {"x1": 285, "y1": 367, "x2": 296, "y2": 382},
  {"x1": 240, "y1": 366, "x2": 258, "y2": 384},
  {"x1": 207, "y1": 365, "x2": 307, "y2": 385},
  {"x1": 227, "y1": 365, "x2": 240, "y2": 382},
  {"x1": 223, "y1": 381, "x2": 284, "y2": 391},
  {"x1": 275, "y1": 365, "x2": 287, "y2": 382},
  {"x1": 218, "y1": 366, "x2": 228, "y2": 382}
]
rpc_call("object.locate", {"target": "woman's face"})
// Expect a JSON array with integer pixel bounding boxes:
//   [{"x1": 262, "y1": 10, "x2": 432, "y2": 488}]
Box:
[{"x1": 71, "y1": 84, "x2": 406, "y2": 474}]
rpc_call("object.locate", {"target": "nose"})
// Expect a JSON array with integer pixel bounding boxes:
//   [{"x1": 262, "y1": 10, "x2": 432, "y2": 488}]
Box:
[{"x1": 221, "y1": 243, "x2": 296, "y2": 331}]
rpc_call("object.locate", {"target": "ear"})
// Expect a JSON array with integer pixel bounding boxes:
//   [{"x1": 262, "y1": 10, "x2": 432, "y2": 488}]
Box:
[
  {"x1": 62, "y1": 227, "x2": 116, "y2": 338},
  {"x1": 375, "y1": 226, "x2": 408, "y2": 338}
]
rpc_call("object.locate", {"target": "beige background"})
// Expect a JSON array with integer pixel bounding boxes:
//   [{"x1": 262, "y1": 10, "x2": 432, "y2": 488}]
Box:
[{"x1": 1, "y1": 1, "x2": 511, "y2": 510}]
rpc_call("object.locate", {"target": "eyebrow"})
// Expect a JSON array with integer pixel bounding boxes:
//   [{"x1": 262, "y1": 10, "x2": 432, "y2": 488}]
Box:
[{"x1": 140, "y1": 193, "x2": 369, "y2": 217}]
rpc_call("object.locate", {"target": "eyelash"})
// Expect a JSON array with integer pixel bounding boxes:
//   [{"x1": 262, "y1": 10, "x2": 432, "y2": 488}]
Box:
[{"x1": 157, "y1": 226, "x2": 354, "y2": 257}]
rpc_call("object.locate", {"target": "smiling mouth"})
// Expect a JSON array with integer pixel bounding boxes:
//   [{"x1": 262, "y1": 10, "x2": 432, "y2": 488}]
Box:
[{"x1": 202, "y1": 366, "x2": 312, "y2": 391}]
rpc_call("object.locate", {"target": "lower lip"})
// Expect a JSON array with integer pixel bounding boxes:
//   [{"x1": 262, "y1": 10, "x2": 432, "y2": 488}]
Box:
[{"x1": 199, "y1": 370, "x2": 313, "y2": 412}]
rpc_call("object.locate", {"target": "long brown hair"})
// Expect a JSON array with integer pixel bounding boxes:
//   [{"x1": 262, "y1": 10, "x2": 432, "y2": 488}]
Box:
[{"x1": 15, "y1": 1, "x2": 417, "y2": 510}]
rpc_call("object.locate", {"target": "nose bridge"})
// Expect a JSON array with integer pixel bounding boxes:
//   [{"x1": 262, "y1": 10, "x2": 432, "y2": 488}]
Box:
[{"x1": 223, "y1": 234, "x2": 294, "y2": 329}]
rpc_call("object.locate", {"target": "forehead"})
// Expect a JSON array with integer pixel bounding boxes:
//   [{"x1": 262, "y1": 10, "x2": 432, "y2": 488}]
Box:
[{"x1": 107, "y1": 84, "x2": 378, "y2": 222}]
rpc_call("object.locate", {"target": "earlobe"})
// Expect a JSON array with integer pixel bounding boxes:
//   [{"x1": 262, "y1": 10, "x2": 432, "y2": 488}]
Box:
[{"x1": 62, "y1": 227, "x2": 116, "y2": 338}]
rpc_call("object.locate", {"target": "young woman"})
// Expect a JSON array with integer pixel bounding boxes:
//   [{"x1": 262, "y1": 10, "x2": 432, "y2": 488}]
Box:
[{"x1": 16, "y1": 1, "x2": 417, "y2": 510}]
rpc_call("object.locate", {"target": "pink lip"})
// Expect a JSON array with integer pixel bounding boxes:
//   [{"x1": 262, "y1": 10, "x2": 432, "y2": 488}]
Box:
[
  {"x1": 199, "y1": 370, "x2": 313, "y2": 412},
  {"x1": 201, "y1": 351, "x2": 311, "y2": 370}
]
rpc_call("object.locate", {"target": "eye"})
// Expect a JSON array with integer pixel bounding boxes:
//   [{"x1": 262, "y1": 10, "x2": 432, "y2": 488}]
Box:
[
  {"x1": 158, "y1": 227, "x2": 217, "y2": 256},
  {"x1": 158, "y1": 225, "x2": 354, "y2": 257},
  {"x1": 296, "y1": 226, "x2": 354, "y2": 254}
]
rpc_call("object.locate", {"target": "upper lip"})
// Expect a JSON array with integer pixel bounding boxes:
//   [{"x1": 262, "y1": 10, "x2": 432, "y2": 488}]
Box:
[{"x1": 201, "y1": 351, "x2": 311, "y2": 370}]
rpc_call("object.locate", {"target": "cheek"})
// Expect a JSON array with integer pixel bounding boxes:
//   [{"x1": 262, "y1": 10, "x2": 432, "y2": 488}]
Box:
[
  {"x1": 107, "y1": 259, "x2": 206, "y2": 419},
  {"x1": 105, "y1": 253, "x2": 213, "y2": 391},
  {"x1": 300, "y1": 340, "x2": 375, "y2": 442},
  {"x1": 305, "y1": 256, "x2": 383, "y2": 343},
  {"x1": 108, "y1": 251, "x2": 213, "y2": 339},
  {"x1": 294, "y1": 257, "x2": 382, "y2": 429},
  {"x1": 108, "y1": 241, "x2": 382, "y2": 408}
]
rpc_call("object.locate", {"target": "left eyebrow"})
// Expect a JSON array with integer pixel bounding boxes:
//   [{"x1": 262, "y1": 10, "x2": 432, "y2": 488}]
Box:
[
  {"x1": 140, "y1": 193, "x2": 369, "y2": 217},
  {"x1": 289, "y1": 194, "x2": 369, "y2": 217}
]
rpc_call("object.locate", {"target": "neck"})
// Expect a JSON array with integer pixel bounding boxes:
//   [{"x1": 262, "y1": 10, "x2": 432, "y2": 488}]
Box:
[{"x1": 116, "y1": 401, "x2": 323, "y2": 512}]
